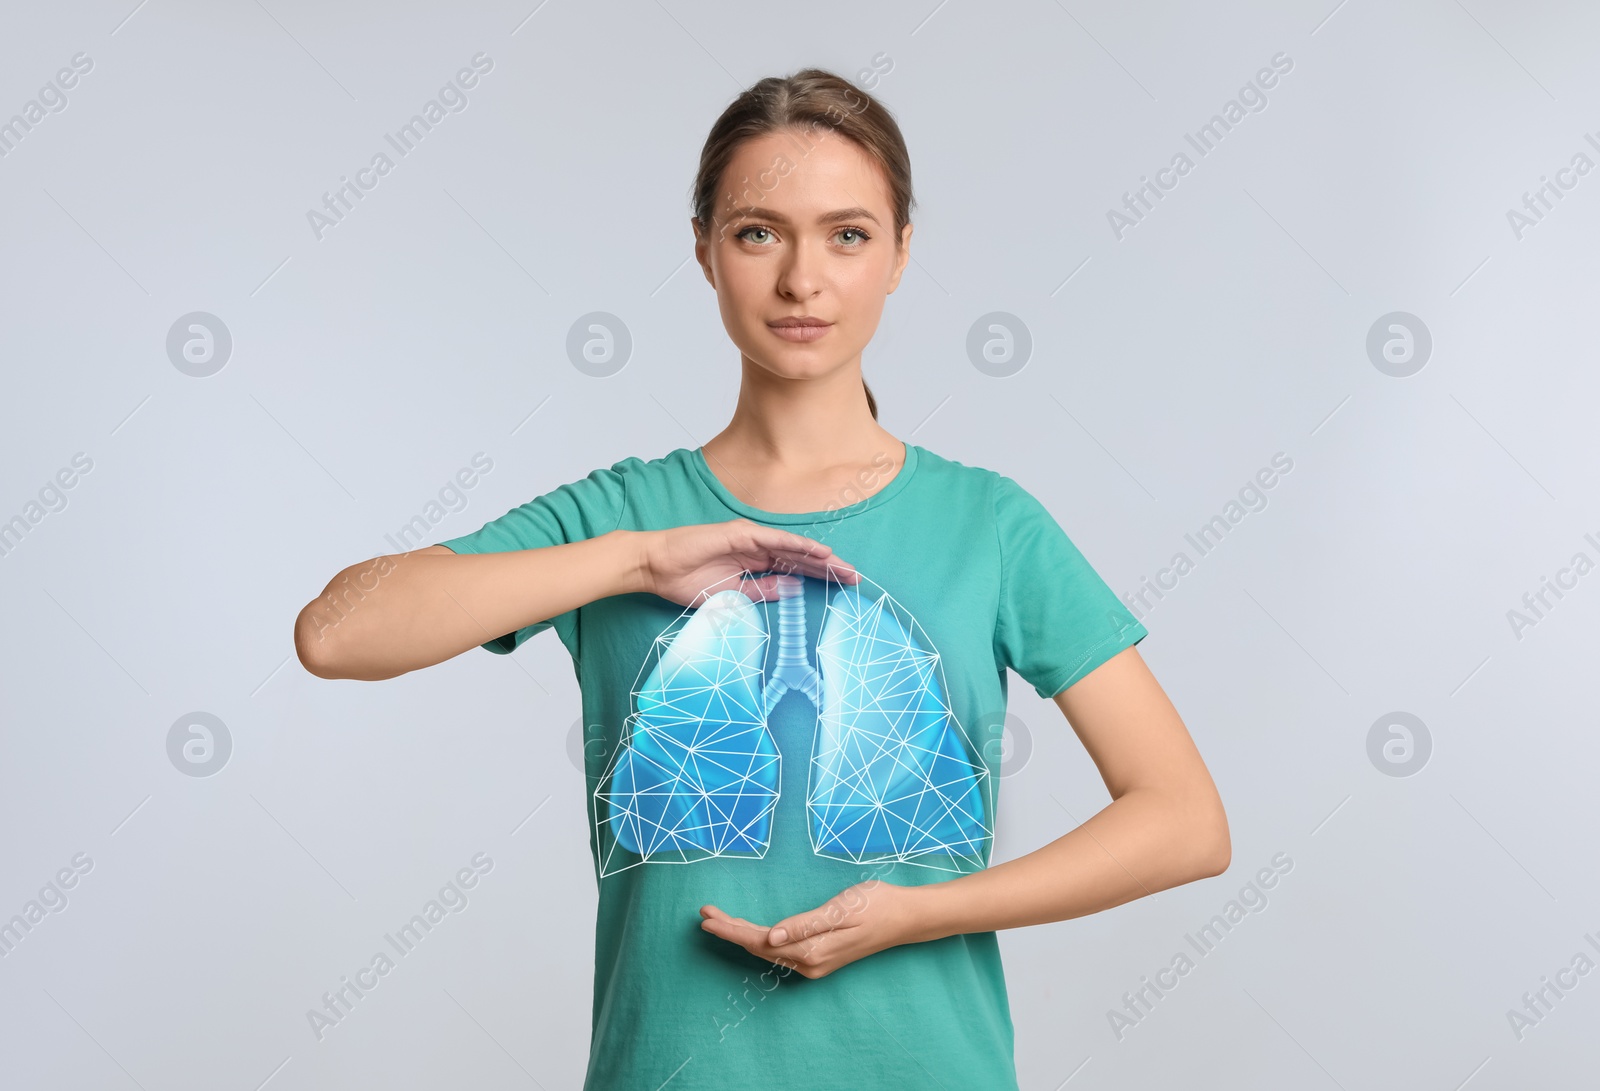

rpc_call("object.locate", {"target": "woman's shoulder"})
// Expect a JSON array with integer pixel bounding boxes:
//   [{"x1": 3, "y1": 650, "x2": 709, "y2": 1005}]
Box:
[
  {"x1": 909, "y1": 445, "x2": 1078, "y2": 536},
  {"x1": 585, "y1": 446, "x2": 698, "y2": 481},
  {"x1": 580, "y1": 447, "x2": 706, "y2": 506},
  {"x1": 906, "y1": 443, "x2": 1012, "y2": 498}
]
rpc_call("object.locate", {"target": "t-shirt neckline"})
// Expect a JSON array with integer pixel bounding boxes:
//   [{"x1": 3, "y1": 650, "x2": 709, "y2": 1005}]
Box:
[{"x1": 689, "y1": 442, "x2": 919, "y2": 525}]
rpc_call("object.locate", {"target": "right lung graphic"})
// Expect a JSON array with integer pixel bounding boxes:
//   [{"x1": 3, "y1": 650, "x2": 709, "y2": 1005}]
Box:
[{"x1": 595, "y1": 571, "x2": 991, "y2": 877}]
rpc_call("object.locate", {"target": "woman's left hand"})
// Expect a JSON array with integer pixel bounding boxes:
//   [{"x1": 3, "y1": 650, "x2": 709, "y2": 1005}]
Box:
[{"x1": 699, "y1": 879, "x2": 921, "y2": 979}]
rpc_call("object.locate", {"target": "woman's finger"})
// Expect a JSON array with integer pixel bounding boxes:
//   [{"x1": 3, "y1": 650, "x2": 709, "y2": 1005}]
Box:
[
  {"x1": 749, "y1": 545, "x2": 859, "y2": 580},
  {"x1": 743, "y1": 526, "x2": 855, "y2": 566},
  {"x1": 699, "y1": 904, "x2": 762, "y2": 930},
  {"x1": 739, "y1": 523, "x2": 836, "y2": 554},
  {"x1": 766, "y1": 907, "x2": 842, "y2": 949},
  {"x1": 738, "y1": 565, "x2": 856, "y2": 599},
  {"x1": 726, "y1": 540, "x2": 851, "y2": 572}
]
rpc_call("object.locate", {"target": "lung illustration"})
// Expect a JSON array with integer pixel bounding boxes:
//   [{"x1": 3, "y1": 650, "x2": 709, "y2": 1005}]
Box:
[{"x1": 595, "y1": 569, "x2": 991, "y2": 877}]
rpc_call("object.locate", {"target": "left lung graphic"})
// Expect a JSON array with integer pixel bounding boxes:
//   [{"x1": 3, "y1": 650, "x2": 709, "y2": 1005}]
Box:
[{"x1": 595, "y1": 572, "x2": 991, "y2": 876}]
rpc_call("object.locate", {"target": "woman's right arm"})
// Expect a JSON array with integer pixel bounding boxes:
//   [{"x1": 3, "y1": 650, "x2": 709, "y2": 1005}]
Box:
[
  {"x1": 294, "y1": 531, "x2": 647, "y2": 682},
  {"x1": 294, "y1": 521, "x2": 857, "y2": 682}
]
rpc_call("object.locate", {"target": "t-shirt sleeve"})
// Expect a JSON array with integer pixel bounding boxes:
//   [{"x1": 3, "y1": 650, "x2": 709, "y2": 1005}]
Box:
[
  {"x1": 433, "y1": 463, "x2": 628, "y2": 657},
  {"x1": 991, "y1": 472, "x2": 1147, "y2": 699}
]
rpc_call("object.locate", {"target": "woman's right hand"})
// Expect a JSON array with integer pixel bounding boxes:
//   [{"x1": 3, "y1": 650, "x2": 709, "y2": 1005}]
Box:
[{"x1": 636, "y1": 518, "x2": 860, "y2": 608}]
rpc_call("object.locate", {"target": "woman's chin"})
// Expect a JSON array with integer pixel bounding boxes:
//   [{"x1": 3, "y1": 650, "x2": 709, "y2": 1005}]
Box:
[{"x1": 745, "y1": 355, "x2": 848, "y2": 382}]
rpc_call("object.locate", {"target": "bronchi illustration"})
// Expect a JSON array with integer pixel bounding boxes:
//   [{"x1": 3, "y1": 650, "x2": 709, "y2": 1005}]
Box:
[{"x1": 595, "y1": 570, "x2": 992, "y2": 877}]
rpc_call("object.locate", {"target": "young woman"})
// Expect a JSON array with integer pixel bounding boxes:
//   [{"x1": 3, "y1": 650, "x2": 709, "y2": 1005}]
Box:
[{"x1": 296, "y1": 68, "x2": 1228, "y2": 1091}]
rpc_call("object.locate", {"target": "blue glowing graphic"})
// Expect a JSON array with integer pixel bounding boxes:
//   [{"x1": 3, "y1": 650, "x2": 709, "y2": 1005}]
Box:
[{"x1": 596, "y1": 570, "x2": 990, "y2": 876}]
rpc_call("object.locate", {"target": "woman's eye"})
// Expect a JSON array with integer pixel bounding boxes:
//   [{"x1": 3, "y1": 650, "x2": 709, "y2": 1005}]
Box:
[{"x1": 733, "y1": 225, "x2": 872, "y2": 246}]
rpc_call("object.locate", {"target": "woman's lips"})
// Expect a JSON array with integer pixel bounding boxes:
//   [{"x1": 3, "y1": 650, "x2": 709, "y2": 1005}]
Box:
[{"x1": 767, "y1": 322, "x2": 832, "y2": 343}]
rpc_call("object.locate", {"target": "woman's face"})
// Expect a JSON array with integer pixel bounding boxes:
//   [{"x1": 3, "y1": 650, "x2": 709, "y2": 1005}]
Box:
[{"x1": 694, "y1": 126, "x2": 913, "y2": 384}]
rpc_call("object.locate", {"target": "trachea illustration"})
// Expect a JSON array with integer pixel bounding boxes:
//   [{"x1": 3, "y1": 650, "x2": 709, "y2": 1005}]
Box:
[{"x1": 595, "y1": 572, "x2": 991, "y2": 876}]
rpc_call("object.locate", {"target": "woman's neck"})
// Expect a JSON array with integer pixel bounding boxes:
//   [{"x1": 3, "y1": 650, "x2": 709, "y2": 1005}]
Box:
[{"x1": 699, "y1": 427, "x2": 906, "y2": 516}]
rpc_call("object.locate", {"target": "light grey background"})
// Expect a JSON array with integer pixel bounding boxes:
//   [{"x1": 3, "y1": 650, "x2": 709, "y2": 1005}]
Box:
[{"x1": 2, "y1": 1, "x2": 1596, "y2": 1088}]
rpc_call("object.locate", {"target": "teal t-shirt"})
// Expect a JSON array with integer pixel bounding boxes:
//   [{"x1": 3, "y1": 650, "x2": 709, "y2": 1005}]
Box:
[{"x1": 438, "y1": 443, "x2": 1147, "y2": 1091}]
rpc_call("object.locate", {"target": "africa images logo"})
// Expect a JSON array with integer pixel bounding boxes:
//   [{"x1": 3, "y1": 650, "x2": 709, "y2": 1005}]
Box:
[{"x1": 305, "y1": 52, "x2": 494, "y2": 240}]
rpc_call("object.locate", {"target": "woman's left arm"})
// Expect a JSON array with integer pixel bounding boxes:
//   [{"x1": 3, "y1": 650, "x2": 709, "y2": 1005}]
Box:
[
  {"x1": 699, "y1": 645, "x2": 1229, "y2": 975},
  {"x1": 906, "y1": 643, "x2": 1229, "y2": 942}
]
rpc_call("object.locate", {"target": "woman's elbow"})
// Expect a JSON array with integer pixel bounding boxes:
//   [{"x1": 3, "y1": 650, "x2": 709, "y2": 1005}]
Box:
[
  {"x1": 1201, "y1": 818, "x2": 1231, "y2": 877},
  {"x1": 1193, "y1": 797, "x2": 1231, "y2": 878},
  {"x1": 295, "y1": 602, "x2": 345, "y2": 679}
]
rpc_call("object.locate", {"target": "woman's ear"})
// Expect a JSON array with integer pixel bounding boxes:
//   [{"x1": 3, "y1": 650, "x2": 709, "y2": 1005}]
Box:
[
  {"x1": 691, "y1": 216, "x2": 716, "y2": 288},
  {"x1": 886, "y1": 222, "x2": 913, "y2": 294}
]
